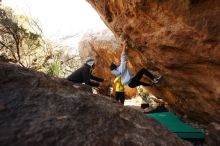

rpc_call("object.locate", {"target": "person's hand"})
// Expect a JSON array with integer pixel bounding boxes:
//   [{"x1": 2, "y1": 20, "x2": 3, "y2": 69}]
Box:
[
  {"x1": 122, "y1": 39, "x2": 128, "y2": 48},
  {"x1": 124, "y1": 45, "x2": 129, "y2": 51}
]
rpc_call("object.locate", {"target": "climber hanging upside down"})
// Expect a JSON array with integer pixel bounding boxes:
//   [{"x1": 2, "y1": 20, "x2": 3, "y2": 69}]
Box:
[{"x1": 110, "y1": 35, "x2": 162, "y2": 88}]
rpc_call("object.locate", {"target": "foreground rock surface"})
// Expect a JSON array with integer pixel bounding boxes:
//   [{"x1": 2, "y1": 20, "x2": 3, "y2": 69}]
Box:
[
  {"x1": 206, "y1": 122, "x2": 220, "y2": 146},
  {"x1": 0, "y1": 63, "x2": 191, "y2": 146},
  {"x1": 86, "y1": 0, "x2": 220, "y2": 124}
]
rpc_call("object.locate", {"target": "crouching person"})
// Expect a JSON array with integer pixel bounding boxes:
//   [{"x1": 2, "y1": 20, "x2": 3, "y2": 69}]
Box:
[{"x1": 67, "y1": 57, "x2": 104, "y2": 87}]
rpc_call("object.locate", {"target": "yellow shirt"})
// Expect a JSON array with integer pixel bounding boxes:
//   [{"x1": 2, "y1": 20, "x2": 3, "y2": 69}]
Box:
[{"x1": 114, "y1": 76, "x2": 124, "y2": 92}]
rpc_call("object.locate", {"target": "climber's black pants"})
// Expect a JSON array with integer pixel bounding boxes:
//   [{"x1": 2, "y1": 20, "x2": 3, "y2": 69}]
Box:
[
  {"x1": 115, "y1": 92, "x2": 125, "y2": 105},
  {"x1": 128, "y1": 68, "x2": 155, "y2": 88}
]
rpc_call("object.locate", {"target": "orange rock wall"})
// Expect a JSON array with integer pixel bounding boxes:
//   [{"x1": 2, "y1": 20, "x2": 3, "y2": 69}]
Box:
[{"x1": 86, "y1": 0, "x2": 220, "y2": 123}]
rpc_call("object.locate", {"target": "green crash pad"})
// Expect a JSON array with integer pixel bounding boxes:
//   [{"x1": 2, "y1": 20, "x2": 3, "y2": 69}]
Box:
[{"x1": 147, "y1": 112, "x2": 205, "y2": 139}]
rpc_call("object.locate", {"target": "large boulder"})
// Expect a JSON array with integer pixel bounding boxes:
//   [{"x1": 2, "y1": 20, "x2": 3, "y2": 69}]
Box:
[
  {"x1": 0, "y1": 62, "x2": 191, "y2": 146},
  {"x1": 86, "y1": 0, "x2": 220, "y2": 124}
]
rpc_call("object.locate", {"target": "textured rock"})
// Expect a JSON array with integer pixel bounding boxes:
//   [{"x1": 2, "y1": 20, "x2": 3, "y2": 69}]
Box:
[
  {"x1": 86, "y1": 0, "x2": 220, "y2": 124},
  {"x1": 206, "y1": 122, "x2": 220, "y2": 146},
  {"x1": 0, "y1": 62, "x2": 191, "y2": 146}
]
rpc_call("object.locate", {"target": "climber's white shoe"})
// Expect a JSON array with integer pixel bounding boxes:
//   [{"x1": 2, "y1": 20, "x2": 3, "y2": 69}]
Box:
[{"x1": 152, "y1": 76, "x2": 163, "y2": 84}]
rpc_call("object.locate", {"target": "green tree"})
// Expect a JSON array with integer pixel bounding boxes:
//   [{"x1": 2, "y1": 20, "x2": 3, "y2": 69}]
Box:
[
  {"x1": 0, "y1": 6, "x2": 44, "y2": 68},
  {"x1": 47, "y1": 59, "x2": 61, "y2": 77},
  {"x1": 0, "y1": 6, "x2": 82, "y2": 78}
]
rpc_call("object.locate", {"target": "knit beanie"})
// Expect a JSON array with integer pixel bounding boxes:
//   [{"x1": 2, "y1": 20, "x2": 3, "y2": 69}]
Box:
[{"x1": 110, "y1": 62, "x2": 117, "y2": 70}]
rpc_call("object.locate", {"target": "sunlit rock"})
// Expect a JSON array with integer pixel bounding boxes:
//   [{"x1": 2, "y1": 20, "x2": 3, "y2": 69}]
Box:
[{"x1": 87, "y1": 0, "x2": 220, "y2": 124}]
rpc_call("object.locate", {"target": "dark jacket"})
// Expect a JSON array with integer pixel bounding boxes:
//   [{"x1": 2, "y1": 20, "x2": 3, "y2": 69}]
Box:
[{"x1": 67, "y1": 64, "x2": 104, "y2": 87}]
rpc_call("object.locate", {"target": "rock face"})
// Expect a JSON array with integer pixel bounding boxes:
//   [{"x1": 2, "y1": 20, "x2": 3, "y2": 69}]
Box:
[
  {"x1": 86, "y1": 0, "x2": 220, "y2": 124},
  {"x1": 206, "y1": 122, "x2": 220, "y2": 146},
  {"x1": 0, "y1": 62, "x2": 191, "y2": 146}
]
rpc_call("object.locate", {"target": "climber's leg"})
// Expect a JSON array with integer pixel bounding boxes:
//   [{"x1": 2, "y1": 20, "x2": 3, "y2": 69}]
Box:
[
  {"x1": 140, "y1": 68, "x2": 163, "y2": 84},
  {"x1": 128, "y1": 68, "x2": 162, "y2": 88}
]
